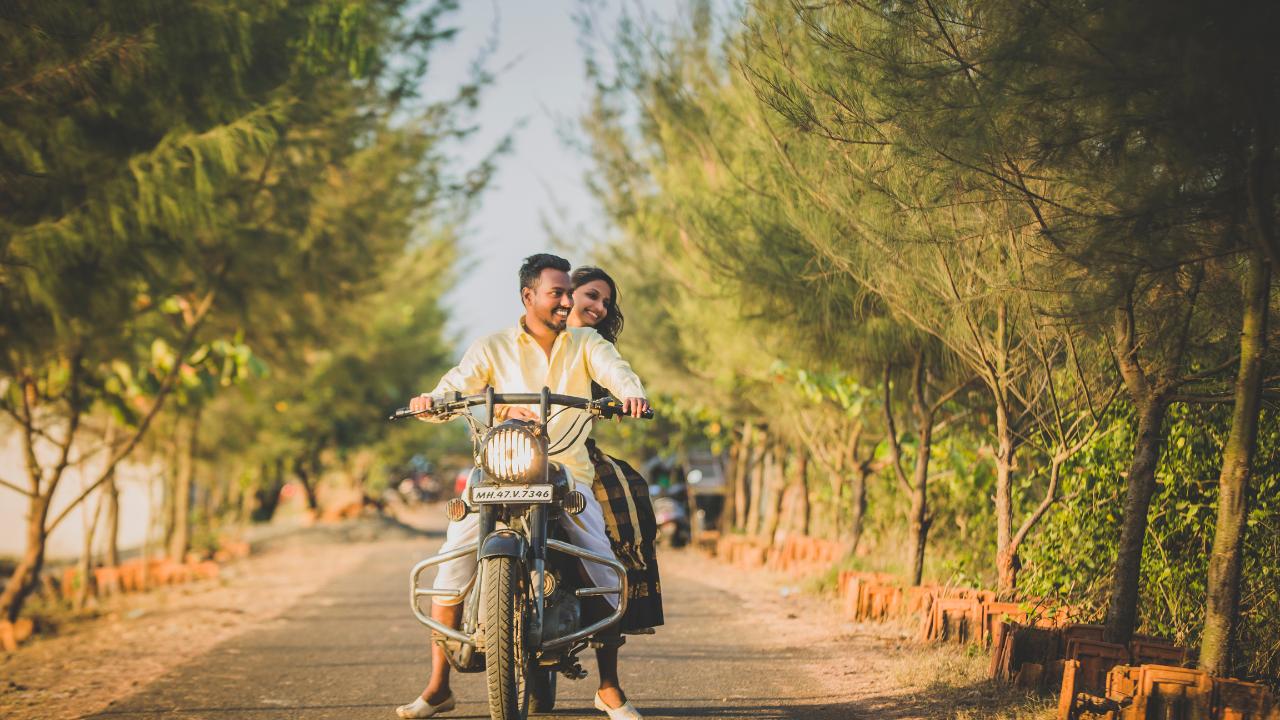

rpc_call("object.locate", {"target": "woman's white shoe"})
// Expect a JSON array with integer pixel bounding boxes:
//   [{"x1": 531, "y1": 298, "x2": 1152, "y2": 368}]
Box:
[
  {"x1": 594, "y1": 691, "x2": 644, "y2": 720},
  {"x1": 395, "y1": 694, "x2": 456, "y2": 719}
]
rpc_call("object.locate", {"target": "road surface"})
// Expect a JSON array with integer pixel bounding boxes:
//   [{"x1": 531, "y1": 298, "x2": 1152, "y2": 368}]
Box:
[{"x1": 80, "y1": 510, "x2": 968, "y2": 720}]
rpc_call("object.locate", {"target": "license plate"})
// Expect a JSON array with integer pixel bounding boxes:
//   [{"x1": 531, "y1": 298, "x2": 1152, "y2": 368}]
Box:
[{"x1": 470, "y1": 484, "x2": 554, "y2": 504}]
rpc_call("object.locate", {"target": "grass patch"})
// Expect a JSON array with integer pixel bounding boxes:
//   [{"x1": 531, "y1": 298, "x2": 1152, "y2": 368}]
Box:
[{"x1": 893, "y1": 642, "x2": 1056, "y2": 720}]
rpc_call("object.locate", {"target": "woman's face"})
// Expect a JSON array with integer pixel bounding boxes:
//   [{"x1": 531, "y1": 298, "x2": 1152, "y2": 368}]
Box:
[{"x1": 569, "y1": 279, "x2": 611, "y2": 329}]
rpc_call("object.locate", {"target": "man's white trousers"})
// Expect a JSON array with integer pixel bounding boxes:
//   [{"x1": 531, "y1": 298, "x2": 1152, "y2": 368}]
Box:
[{"x1": 431, "y1": 476, "x2": 619, "y2": 608}]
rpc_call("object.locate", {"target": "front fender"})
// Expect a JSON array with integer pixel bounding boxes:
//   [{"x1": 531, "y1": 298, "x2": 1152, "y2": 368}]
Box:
[{"x1": 479, "y1": 528, "x2": 528, "y2": 561}]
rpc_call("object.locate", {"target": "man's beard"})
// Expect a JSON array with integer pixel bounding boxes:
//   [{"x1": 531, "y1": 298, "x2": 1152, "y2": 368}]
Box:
[{"x1": 541, "y1": 308, "x2": 569, "y2": 331}]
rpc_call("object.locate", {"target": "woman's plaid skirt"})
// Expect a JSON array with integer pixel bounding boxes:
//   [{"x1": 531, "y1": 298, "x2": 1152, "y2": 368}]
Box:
[{"x1": 586, "y1": 438, "x2": 664, "y2": 631}]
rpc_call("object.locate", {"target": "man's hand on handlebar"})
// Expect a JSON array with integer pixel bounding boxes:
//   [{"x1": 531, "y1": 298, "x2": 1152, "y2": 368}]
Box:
[
  {"x1": 409, "y1": 393, "x2": 437, "y2": 422},
  {"x1": 622, "y1": 397, "x2": 650, "y2": 418}
]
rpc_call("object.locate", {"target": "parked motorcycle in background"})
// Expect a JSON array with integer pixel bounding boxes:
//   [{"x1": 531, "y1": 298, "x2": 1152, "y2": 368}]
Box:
[{"x1": 650, "y1": 483, "x2": 690, "y2": 548}]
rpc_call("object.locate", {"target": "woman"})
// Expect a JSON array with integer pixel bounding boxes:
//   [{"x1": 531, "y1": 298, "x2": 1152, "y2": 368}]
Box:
[{"x1": 567, "y1": 266, "x2": 663, "y2": 720}]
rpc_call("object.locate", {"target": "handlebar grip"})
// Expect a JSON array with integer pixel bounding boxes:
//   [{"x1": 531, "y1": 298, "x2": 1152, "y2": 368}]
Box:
[
  {"x1": 390, "y1": 406, "x2": 444, "y2": 420},
  {"x1": 600, "y1": 403, "x2": 655, "y2": 420}
]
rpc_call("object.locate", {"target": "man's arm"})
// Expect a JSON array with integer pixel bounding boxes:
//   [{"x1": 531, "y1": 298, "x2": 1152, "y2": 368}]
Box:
[{"x1": 409, "y1": 338, "x2": 494, "y2": 421}]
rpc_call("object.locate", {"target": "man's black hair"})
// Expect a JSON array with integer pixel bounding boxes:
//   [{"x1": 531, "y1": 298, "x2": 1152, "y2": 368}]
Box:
[{"x1": 519, "y1": 253, "x2": 571, "y2": 292}]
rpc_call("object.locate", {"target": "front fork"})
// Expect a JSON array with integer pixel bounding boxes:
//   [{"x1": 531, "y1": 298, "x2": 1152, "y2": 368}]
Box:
[{"x1": 529, "y1": 504, "x2": 548, "y2": 647}]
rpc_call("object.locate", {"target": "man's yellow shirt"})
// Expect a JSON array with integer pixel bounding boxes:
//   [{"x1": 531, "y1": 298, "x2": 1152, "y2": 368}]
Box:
[{"x1": 427, "y1": 323, "x2": 646, "y2": 487}]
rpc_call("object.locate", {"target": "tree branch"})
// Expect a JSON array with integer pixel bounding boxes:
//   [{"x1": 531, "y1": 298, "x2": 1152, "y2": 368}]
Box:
[
  {"x1": 0, "y1": 476, "x2": 36, "y2": 498},
  {"x1": 1010, "y1": 458, "x2": 1063, "y2": 552},
  {"x1": 45, "y1": 284, "x2": 220, "y2": 534},
  {"x1": 883, "y1": 362, "x2": 913, "y2": 494}
]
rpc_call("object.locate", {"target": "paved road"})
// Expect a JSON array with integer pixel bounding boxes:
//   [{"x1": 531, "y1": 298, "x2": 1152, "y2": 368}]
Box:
[{"x1": 87, "y1": 512, "x2": 867, "y2": 720}]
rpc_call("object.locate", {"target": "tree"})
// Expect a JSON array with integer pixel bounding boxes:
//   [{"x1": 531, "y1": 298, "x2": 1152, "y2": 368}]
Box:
[{"x1": 0, "y1": 0, "x2": 479, "y2": 622}]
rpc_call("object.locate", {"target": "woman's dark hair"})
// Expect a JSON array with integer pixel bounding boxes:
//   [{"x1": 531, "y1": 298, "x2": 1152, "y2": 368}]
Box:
[{"x1": 571, "y1": 266, "x2": 624, "y2": 343}]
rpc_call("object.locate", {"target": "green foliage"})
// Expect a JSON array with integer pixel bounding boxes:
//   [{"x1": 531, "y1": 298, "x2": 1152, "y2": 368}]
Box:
[
  {"x1": 1023, "y1": 405, "x2": 1280, "y2": 681},
  {"x1": 0, "y1": 0, "x2": 483, "y2": 573}
]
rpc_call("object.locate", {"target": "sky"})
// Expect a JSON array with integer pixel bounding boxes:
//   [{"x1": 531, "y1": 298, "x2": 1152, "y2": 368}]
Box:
[{"x1": 426, "y1": 1, "x2": 681, "y2": 348}]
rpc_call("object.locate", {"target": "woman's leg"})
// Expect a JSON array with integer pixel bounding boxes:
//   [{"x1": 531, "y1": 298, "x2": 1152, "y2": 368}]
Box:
[
  {"x1": 580, "y1": 593, "x2": 628, "y2": 708},
  {"x1": 594, "y1": 643, "x2": 627, "y2": 708}
]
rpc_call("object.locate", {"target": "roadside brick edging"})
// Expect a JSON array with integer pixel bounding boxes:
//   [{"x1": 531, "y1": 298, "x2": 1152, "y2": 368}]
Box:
[
  {"x1": 3, "y1": 536, "x2": 252, "y2": 653},
  {"x1": 705, "y1": 531, "x2": 1279, "y2": 719},
  {"x1": 1058, "y1": 662, "x2": 1279, "y2": 720},
  {"x1": 712, "y1": 533, "x2": 843, "y2": 575}
]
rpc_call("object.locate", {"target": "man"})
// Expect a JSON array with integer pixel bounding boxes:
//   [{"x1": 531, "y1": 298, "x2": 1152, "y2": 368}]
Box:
[{"x1": 397, "y1": 253, "x2": 649, "y2": 720}]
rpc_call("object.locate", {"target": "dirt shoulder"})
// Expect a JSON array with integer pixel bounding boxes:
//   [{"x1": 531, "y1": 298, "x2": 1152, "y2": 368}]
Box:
[
  {"x1": 0, "y1": 516, "x2": 427, "y2": 720},
  {"x1": 658, "y1": 549, "x2": 1055, "y2": 719}
]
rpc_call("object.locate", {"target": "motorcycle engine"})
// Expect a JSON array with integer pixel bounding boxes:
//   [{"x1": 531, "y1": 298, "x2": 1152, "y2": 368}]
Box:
[{"x1": 540, "y1": 570, "x2": 581, "y2": 641}]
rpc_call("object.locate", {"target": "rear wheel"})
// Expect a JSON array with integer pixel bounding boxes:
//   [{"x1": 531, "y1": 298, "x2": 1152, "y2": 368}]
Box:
[
  {"x1": 529, "y1": 669, "x2": 557, "y2": 713},
  {"x1": 481, "y1": 556, "x2": 531, "y2": 720}
]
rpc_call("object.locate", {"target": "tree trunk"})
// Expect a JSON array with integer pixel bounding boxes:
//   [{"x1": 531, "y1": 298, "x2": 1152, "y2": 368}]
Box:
[
  {"x1": 732, "y1": 425, "x2": 753, "y2": 531},
  {"x1": 829, "y1": 471, "x2": 843, "y2": 540},
  {"x1": 725, "y1": 422, "x2": 751, "y2": 532},
  {"x1": 90, "y1": 407, "x2": 121, "y2": 569},
  {"x1": 1103, "y1": 396, "x2": 1170, "y2": 644},
  {"x1": 75, "y1": 489, "x2": 106, "y2": 610},
  {"x1": 845, "y1": 462, "x2": 869, "y2": 557},
  {"x1": 907, "y1": 359, "x2": 934, "y2": 587},
  {"x1": 994, "y1": 395, "x2": 1018, "y2": 591},
  {"x1": 104, "y1": 475, "x2": 120, "y2": 567},
  {"x1": 794, "y1": 452, "x2": 810, "y2": 536},
  {"x1": 253, "y1": 459, "x2": 287, "y2": 522},
  {"x1": 206, "y1": 467, "x2": 222, "y2": 531},
  {"x1": 759, "y1": 448, "x2": 786, "y2": 543},
  {"x1": 721, "y1": 434, "x2": 739, "y2": 534},
  {"x1": 906, "y1": 465, "x2": 930, "y2": 586},
  {"x1": 294, "y1": 457, "x2": 320, "y2": 511},
  {"x1": 745, "y1": 430, "x2": 768, "y2": 536},
  {"x1": 168, "y1": 414, "x2": 198, "y2": 561},
  {"x1": 161, "y1": 421, "x2": 179, "y2": 552},
  {"x1": 1200, "y1": 254, "x2": 1271, "y2": 675},
  {"x1": 0, "y1": 495, "x2": 51, "y2": 622}
]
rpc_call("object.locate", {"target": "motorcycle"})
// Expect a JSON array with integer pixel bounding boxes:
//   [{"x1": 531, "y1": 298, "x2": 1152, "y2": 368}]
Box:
[
  {"x1": 391, "y1": 387, "x2": 652, "y2": 720},
  {"x1": 650, "y1": 484, "x2": 690, "y2": 548}
]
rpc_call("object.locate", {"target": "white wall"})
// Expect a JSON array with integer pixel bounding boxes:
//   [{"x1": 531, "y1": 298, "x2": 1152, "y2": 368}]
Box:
[{"x1": 0, "y1": 429, "x2": 159, "y2": 561}]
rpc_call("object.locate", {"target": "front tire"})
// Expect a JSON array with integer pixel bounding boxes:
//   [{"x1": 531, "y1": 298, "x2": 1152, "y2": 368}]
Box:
[{"x1": 481, "y1": 556, "x2": 530, "y2": 720}]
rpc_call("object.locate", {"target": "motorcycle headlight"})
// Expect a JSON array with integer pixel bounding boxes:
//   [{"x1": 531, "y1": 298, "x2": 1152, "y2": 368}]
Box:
[{"x1": 480, "y1": 422, "x2": 544, "y2": 483}]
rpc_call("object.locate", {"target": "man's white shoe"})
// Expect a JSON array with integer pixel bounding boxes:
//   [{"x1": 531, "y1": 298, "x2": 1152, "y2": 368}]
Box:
[
  {"x1": 594, "y1": 691, "x2": 644, "y2": 720},
  {"x1": 395, "y1": 694, "x2": 455, "y2": 719}
]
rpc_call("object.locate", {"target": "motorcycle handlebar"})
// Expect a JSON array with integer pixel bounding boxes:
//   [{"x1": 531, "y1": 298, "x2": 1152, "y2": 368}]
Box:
[{"x1": 389, "y1": 392, "x2": 654, "y2": 421}]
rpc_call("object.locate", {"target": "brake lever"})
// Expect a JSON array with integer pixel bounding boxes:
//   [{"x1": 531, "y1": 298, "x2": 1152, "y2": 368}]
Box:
[{"x1": 388, "y1": 404, "x2": 461, "y2": 421}]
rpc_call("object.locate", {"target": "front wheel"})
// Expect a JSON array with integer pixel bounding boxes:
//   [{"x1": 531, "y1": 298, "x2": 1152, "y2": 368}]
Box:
[{"x1": 481, "y1": 556, "x2": 530, "y2": 720}]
